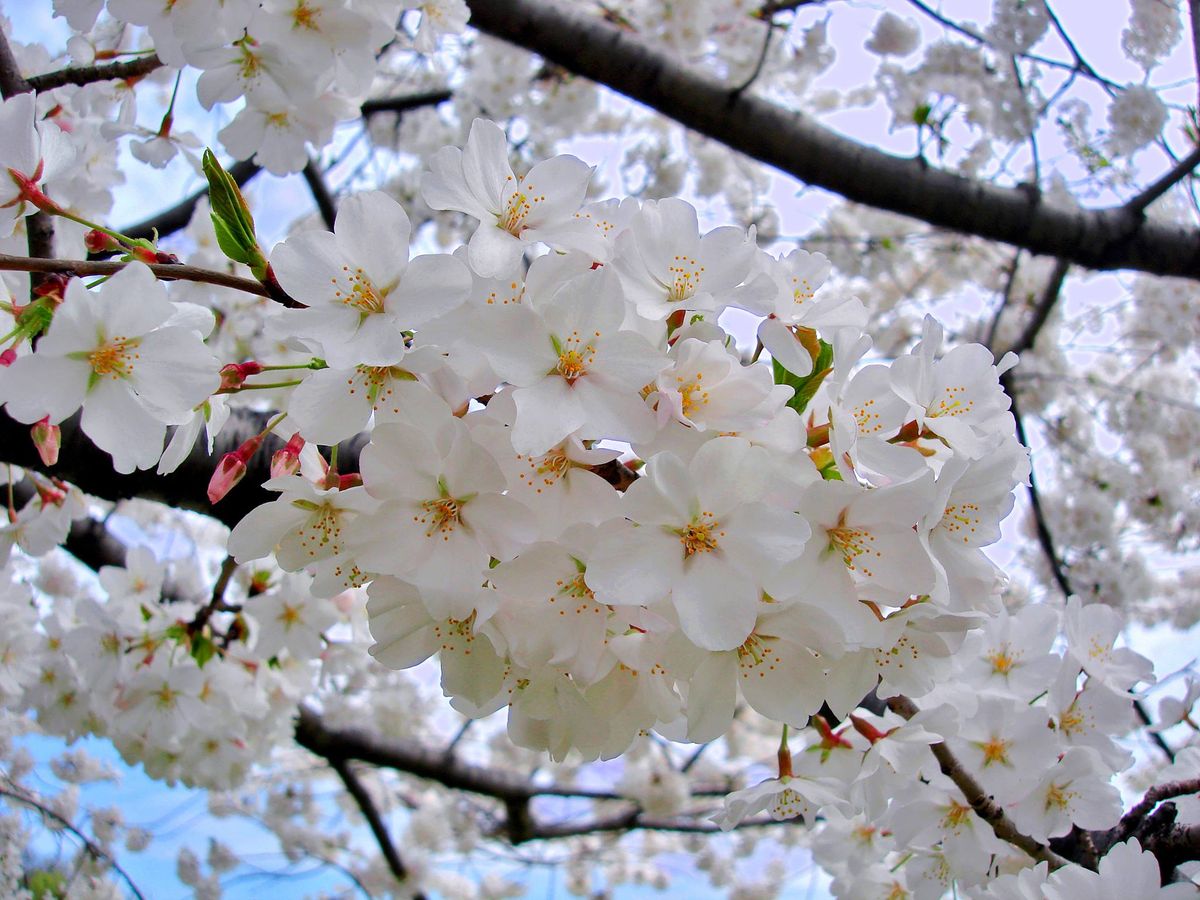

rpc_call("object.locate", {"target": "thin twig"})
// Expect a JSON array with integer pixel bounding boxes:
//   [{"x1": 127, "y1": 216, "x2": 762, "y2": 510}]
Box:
[
  {"x1": 902, "y1": 0, "x2": 1120, "y2": 91},
  {"x1": 1006, "y1": 257, "x2": 1070, "y2": 357},
  {"x1": 887, "y1": 696, "x2": 1070, "y2": 869},
  {"x1": 731, "y1": 18, "x2": 775, "y2": 95},
  {"x1": 329, "y1": 758, "x2": 422, "y2": 895},
  {"x1": 1043, "y1": 1, "x2": 1114, "y2": 95},
  {"x1": 1190, "y1": 1, "x2": 1200, "y2": 105},
  {"x1": 26, "y1": 54, "x2": 164, "y2": 91},
  {"x1": 0, "y1": 252, "x2": 293, "y2": 304},
  {"x1": 985, "y1": 249, "x2": 1023, "y2": 353},
  {"x1": 0, "y1": 784, "x2": 148, "y2": 900}
]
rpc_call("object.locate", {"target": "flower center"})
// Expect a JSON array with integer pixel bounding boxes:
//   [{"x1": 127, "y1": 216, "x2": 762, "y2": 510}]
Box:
[
  {"x1": 334, "y1": 265, "x2": 385, "y2": 314},
  {"x1": 499, "y1": 177, "x2": 544, "y2": 236},
  {"x1": 666, "y1": 254, "x2": 704, "y2": 303},
  {"x1": 676, "y1": 373, "x2": 709, "y2": 418},
  {"x1": 978, "y1": 737, "x2": 1011, "y2": 766},
  {"x1": 554, "y1": 331, "x2": 597, "y2": 383},
  {"x1": 827, "y1": 521, "x2": 880, "y2": 577},
  {"x1": 929, "y1": 385, "x2": 975, "y2": 418},
  {"x1": 417, "y1": 497, "x2": 461, "y2": 540},
  {"x1": 678, "y1": 511, "x2": 722, "y2": 556},
  {"x1": 87, "y1": 337, "x2": 139, "y2": 379}
]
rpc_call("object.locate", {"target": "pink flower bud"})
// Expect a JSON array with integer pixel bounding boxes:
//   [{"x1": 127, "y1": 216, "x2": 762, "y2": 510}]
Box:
[
  {"x1": 270, "y1": 433, "x2": 304, "y2": 478},
  {"x1": 207, "y1": 434, "x2": 265, "y2": 504},
  {"x1": 207, "y1": 453, "x2": 247, "y2": 505},
  {"x1": 0, "y1": 348, "x2": 16, "y2": 367},
  {"x1": 84, "y1": 229, "x2": 121, "y2": 254},
  {"x1": 31, "y1": 416, "x2": 60, "y2": 466},
  {"x1": 219, "y1": 361, "x2": 263, "y2": 391}
]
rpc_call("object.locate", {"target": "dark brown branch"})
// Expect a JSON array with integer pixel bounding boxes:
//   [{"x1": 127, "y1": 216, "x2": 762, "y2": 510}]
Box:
[
  {"x1": 329, "y1": 758, "x2": 422, "y2": 895},
  {"x1": 303, "y1": 157, "x2": 339, "y2": 231},
  {"x1": 1113, "y1": 778, "x2": 1200, "y2": 847},
  {"x1": 1006, "y1": 257, "x2": 1070, "y2": 357},
  {"x1": 122, "y1": 159, "x2": 261, "y2": 243},
  {"x1": 0, "y1": 29, "x2": 33, "y2": 97},
  {"x1": 359, "y1": 88, "x2": 453, "y2": 119},
  {"x1": 888, "y1": 695, "x2": 1069, "y2": 869},
  {"x1": 0, "y1": 252, "x2": 286, "y2": 303},
  {"x1": 26, "y1": 54, "x2": 164, "y2": 92},
  {"x1": 1124, "y1": 145, "x2": 1200, "y2": 216},
  {"x1": 461, "y1": 2, "x2": 1200, "y2": 277}
]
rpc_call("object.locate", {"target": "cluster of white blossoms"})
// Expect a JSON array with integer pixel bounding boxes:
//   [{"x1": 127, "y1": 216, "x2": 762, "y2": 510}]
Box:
[
  {"x1": 50, "y1": 0, "x2": 466, "y2": 175},
  {"x1": 0, "y1": 85, "x2": 1195, "y2": 898},
  {"x1": 0, "y1": 107, "x2": 1191, "y2": 893}
]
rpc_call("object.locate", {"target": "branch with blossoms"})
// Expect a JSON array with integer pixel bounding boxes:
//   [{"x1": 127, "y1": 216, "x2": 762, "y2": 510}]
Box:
[
  {"x1": 466, "y1": 0, "x2": 1200, "y2": 280},
  {"x1": 0, "y1": 252, "x2": 290, "y2": 304}
]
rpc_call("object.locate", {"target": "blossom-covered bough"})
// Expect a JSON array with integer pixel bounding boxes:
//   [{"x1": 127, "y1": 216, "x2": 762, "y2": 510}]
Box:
[{"x1": 0, "y1": 1, "x2": 1199, "y2": 897}]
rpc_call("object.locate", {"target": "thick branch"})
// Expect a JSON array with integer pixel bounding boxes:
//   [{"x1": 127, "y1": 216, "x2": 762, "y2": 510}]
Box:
[
  {"x1": 26, "y1": 54, "x2": 164, "y2": 91},
  {"x1": 1112, "y1": 778, "x2": 1200, "y2": 847},
  {"x1": 888, "y1": 696, "x2": 1069, "y2": 869},
  {"x1": 466, "y1": 0, "x2": 1200, "y2": 279}
]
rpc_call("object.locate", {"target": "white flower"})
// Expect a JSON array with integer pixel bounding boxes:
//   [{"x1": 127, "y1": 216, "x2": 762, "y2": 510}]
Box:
[
  {"x1": 0, "y1": 92, "x2": 74, "y2": 237},
  {"x1": 711, "y1": 774, "x2": 844, "y2": 830},
  {"x1": 271, "y1": 190, "x2": 471, "y2": 367},
  {"x1": 0, "y1": 264, "x2": 219, "y2": 473},
  {"x1": 421, "y1": 118, "x2": 595, "y2": 277},
  {"x1": 588, "y1": 437, "x2": 810, "y2": 651}
]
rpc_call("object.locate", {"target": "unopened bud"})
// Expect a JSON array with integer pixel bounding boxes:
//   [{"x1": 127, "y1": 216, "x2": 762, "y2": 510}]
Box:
[
  {"x1": 0, "y1": 348, "x2": 15, "y2": 367},
  {"x1": 219, "y1": 361, "x2": 263, "y2": 391},
  {"x1": 32, "y1": 273, "x2": 69, "y2": 307},
  {"x1": 31, "y1": 416, "x2": 60, "y2": 466},
  {"x1": 207, "y1": 434, "x2": 265, "y2": 503},
  {"x1": 848, "y1": 714, "x2": 888, "y2": 745},
  {"x1": 270, "y1": 433, "x2": 304, "y2": 478},
  {"x1": 84, "y1": 229, "x2": 121, "y2": 254}
]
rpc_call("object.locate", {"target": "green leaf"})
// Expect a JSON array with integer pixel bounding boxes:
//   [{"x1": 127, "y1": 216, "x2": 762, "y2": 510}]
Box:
[
  {"x1": 771, "y1": 337, "x2": 834, "y2": 416},
  {"x1": 191, "y1": 634, "x2": 217, "y2": 668},
  {"x1": 202, "y1": 148, "x2": 268, "y2": 278},
  {"x1": 164, "y1": 622, "x2": 188, "y2": 644}
]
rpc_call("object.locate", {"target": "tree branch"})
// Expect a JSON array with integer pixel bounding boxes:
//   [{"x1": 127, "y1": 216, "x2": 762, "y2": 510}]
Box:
[
  {"x1": 302, "y1": 157, "x2": 339, "y2": 231},
  {"x1": 1124, "y1": 145, "x2": 1200, "y2": 217},
  {"x1": 122, "y1": 159, "x2": 261, "y2": 243},
  {"x1": 0, "y1": 784, "x2": 148, "y2": 900},
  {"x1": 887, "y1": 695, "x2": 1070, "y2": 869},
  {"x1": 465, "y1": 0, "x2": 1200, "y2": 278},
  {"x1": 329, "y1": 758, "x2": 423, "y2": 896},
  {"x1": 1112, "y1": 778, "x2": 1200, "y2": 847},
  {"x1": 123, "y1": 90, "x2": 451, "y2": 244},
  {"x1": 26, "y1": 54, "x2": 164, "y2": 92},
  {"x1": 0, "y1": 252, "x2": 289, "y2": 303},
  {"x1": 359, "y1": 88, "x2": 453, "y2": 119}
]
